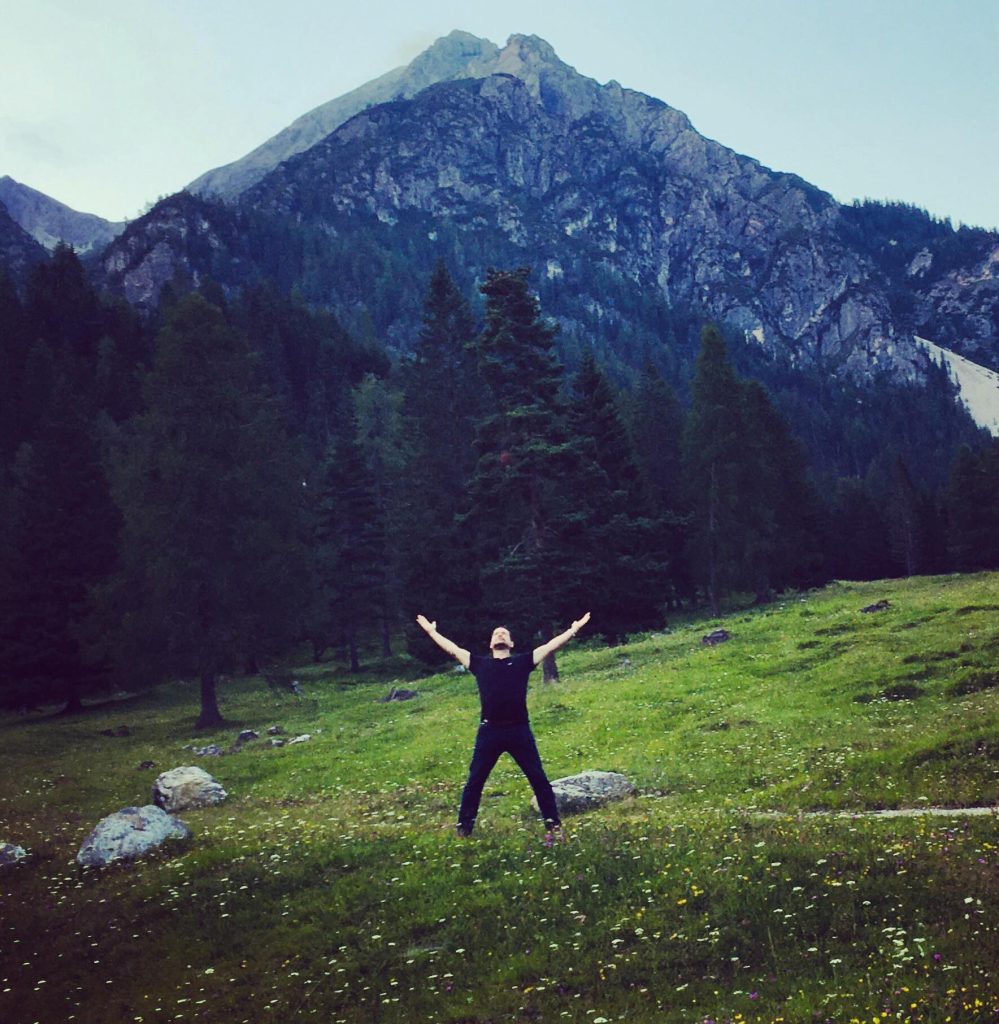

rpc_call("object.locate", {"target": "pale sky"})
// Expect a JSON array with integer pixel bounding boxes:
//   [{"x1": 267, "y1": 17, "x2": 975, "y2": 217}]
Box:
[{"x1": 2, "y1": 0, "x2": 997, "y2": 229}]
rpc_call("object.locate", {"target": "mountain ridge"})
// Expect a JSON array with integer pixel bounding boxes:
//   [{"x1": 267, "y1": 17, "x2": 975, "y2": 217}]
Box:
[{"x1": 0, "y1": 176, "x2": 124, "y2": 254}]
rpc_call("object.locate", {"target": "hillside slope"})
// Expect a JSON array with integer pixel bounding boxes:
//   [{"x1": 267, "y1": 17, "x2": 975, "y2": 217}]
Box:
[{"x1": 0, "y1": 574, "x2": 996, "y2": 1023}]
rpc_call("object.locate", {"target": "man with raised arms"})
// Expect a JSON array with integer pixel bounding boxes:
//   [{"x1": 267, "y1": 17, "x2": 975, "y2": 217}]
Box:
[{"x1": 416, "y1": 612, "x2": 591, "y2": 839}]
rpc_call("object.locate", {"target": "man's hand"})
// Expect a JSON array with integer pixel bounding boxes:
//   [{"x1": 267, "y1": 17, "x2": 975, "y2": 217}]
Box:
[
  {"x1": 416, "y1": 616, "x2": 471, "y2": 668},
  {"x1": 571, "y1": 612, "x2": 591, "y2": 635}
]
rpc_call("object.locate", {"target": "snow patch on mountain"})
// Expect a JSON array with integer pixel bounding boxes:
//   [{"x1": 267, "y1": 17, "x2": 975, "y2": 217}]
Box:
[{"x1": 916, "y1": 336, "x2": 999, "y2": 435}]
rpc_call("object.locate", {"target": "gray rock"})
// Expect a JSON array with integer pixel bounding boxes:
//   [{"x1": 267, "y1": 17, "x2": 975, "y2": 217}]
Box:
[
  {"x1": 380, "y1": 688, "x2": 419, "y2": 702},
  {"x1": 0, "y1": 842, "x2": 28, "y2": 867},
  {"x1": 701, "y1": 629, "x2": 731, "y2": 645},
  {"x1": 194, "y1": 744, "x2": 224, "y2": 757},
  {"x1": 534, "y1": 770, "x2": 636, "y2": 816},
  {"x1": 152, "y1": 766, "x2": 228, "y2": 811},
  {"x1": 287, "y1": 734, "x2": 312, "y2": 745},
  {"x1": 267, "y1": 738, "x2": 286, "y2": 748},
  {"x1": 236, "y1": 730, "x2": 259, "y2": 743},
  {"x1": 266, "y1": 725, "x2": 283, "y2": 735},
  {"x1": 76, "y1": 806, "x2": 190, "y2": 866}
]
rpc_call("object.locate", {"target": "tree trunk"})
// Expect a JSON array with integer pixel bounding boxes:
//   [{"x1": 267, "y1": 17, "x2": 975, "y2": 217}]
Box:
[
  {"x1": 196, "y1": 670, "x2": 225, "y2": 729},
  {"x1": 348, "y1": 627, "x2": 360, "y2": 673},
  {"x1": 381, "y1": 611, "x2": 392, "y2": 659},
  {"x1": 60, "y1": 677, "x2": 83, "y2": 715},
  {"x1": 542, "y1": 652, "x2": 560, "y2": 683}
]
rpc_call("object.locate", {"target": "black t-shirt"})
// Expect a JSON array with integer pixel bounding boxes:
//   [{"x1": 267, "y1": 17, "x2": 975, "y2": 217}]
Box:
[{"x1": 469, "y1": 652, "x2": 536, "y2": 725}]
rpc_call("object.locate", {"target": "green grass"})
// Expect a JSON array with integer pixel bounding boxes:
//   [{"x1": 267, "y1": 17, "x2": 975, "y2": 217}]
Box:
[{"x1": 1, "y1": 573, "x2": 997, "y2": 1023}]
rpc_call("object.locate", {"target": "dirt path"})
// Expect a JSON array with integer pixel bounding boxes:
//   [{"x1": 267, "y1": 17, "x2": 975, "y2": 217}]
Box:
[{"x1": 753, "y1": 805, "x2": 996, "y2": 820}]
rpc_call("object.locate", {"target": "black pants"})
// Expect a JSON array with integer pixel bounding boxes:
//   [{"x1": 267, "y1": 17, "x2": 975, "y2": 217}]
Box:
[{"x1": 457, "y1": 722, "x2": 561, "y2": 833}]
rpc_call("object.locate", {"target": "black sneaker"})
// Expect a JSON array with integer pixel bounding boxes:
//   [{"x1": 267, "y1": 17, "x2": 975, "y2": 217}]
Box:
[{"x1": 456, "y1": 823, "x2": 473, "y2": 838}]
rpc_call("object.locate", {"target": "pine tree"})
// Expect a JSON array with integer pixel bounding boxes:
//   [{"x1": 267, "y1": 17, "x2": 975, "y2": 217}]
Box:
[
  {"x1": 398, "y1": 262, "x2": 481, "y2": 664},
  {"x1": 682, "y1": 325, "x2": 745, "y2": 615},
  {"x1": 353, "y1": 374, "x2": 409, "y2": 658},
  {"x1": 314, "y1": 426, "x2": 386, "y2": 672},
  {"x1": 739, "y1": 379, "x2": 823, "y2": 597},
  {"x1": 824, "y1": 478, "x2": 893, "y2": 581},
  {"x1": 569, "y1": 351, "x2": 669, "y2": 639},
  {"x1": 461, "y1": 268, "x2": 585, "y2": 680},
  {"x1": 104, "y1": 294, "x2": 308, "y2": 728},
  {"x1": 887, "y1": 455, "x2": 924, "y2": 577},
  {"x1": 625, "y1": 362, "x2": 690, "y2": 605},
  {"x1": 946, "y1": 441, "x2": 999, "y2": 570},
  {"x1": 0, "y1": 373, "x2": 119, "y2": 711}
]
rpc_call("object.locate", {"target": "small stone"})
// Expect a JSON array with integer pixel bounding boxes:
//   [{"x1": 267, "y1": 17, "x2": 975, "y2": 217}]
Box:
[
  {"x1": 287, "y1": 734, "x2": 311, "y2": 745},
  {"x1": 137, "y1": 760, "x2": 156, "y2": 770},
  {"x1": 236, "y1": 730, "x2": 259, "y2": 743},
  {"x1": 701, "y1": 629, "x2": 730, "y2": 645},
  {"x1": 861, "y1": 599, "x2": 890, "y2": 613},
  {"x1": 267, "y1": 738, "x2": 286, "y2": 748},
  {"x1": 266, "y1": 725, "x2": 283, "y2": 735},
  {"x1": 194, "y1": 744, "x2": 224, "y2": 757},
  {"x1": 0, "y1": 842, "x2": 28, "y2": 868}
]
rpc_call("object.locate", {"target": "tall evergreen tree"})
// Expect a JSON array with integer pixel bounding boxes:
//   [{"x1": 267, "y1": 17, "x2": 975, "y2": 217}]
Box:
[
  {"x1": 569, "y1": 350, "x2": 669, "y2": 639},
  {"x1": 104, "y1": 294, "x2": 308, "y2": 727},
  {"x1": 825, "y1": 477, "x2": 896, "y2": 581},
  {"x1": 739, "y1": 379, "x2": 823, "y2": 596},
  {"x1": 353, "y1": 374, "x2": 409, "y2": 658},
  {"x1": 314, "y1": 426, "x2": 386, "y2": 672},
  {"x1": 0, "y1": 373, "x2": 119, "y2": 711},
  {"x1": 682, "y1": 325, "x2": 745, "y2": 615},
  {"x1": 886, "y1": 455, "x2": 924, "y2": 577},
  {"x1": 946, "y1": 441, "x2": 999, "y2": 570},
  {"x1": 461, "y1": 268, "x2": 587, "y2": 680},
  {"x1": 399, "y1": 262, "x2": 481, "y2": 664}
]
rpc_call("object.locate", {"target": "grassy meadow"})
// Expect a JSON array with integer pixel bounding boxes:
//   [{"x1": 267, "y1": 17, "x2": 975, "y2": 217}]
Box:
[{"x1": 0, "y1": 573, "x2": 997, "y2": 1024}]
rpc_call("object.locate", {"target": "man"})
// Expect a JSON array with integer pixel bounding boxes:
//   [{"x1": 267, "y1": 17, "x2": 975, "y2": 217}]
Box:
[{"x1": 415, "y1": 612, "x2": 591, "y2": 839}]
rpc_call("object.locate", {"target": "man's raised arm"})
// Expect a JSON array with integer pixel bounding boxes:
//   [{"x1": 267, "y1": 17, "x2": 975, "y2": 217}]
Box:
[
  {"x1": 416, "y1": 615, "x2": 471, "y2": 669},
  {"x1": 533, "y1": 612, "x2": 591, "y2": 665}
]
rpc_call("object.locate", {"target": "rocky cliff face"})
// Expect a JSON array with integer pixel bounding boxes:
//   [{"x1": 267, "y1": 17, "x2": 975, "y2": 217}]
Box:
[
  {"x1": 99, "y1": 32, "x2": 995, "y2": 390},
  {"x1": 0, "y1": 176, "x2": 124, "y2": 254},
  {"x1": 913, "y1": 243, "x2": 999, "y2": 369}
]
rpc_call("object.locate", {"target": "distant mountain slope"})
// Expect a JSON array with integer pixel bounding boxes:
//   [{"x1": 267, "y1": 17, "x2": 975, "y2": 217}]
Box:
[
  {"x1": 0, "y1": 198, "x2": 48, "y2": 280},
  {"x1": 0, "y1": 176, "x2": 124, "y2": 254}
]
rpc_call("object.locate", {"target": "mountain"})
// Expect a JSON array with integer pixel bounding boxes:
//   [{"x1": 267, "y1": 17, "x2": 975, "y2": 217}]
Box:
[
  {"x1": 0, "y1": 198, "x2": 48, "y2": 281},
  {"x1": 97, "y1": 32, "x2": 997, "y2": 422},
  {"x1": 188, "y1": 30, "x2": 502, "y2": 201},
  {"x1": 0, "y1": 176, "x2": 124, "y2": 255}
]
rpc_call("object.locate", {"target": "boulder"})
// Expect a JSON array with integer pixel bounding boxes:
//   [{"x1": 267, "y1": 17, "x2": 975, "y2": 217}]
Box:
[
  {"x1": 76, "y1": 806, "x2": 190, "y2": 866},
  {"x1": 534, "y1": 770, "x2": 636, "y2": 817},
  {"x1": 0, "y1": 842, "x2": 28, "y2": 867},
  {"x1": 152, "y1": 766, "x2": 228, "y2": 812}
]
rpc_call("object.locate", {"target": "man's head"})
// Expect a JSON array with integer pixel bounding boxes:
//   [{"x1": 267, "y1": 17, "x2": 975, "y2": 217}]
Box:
[{"x1": 489, "y1": 626, "x2": 514, "y2": 656}]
